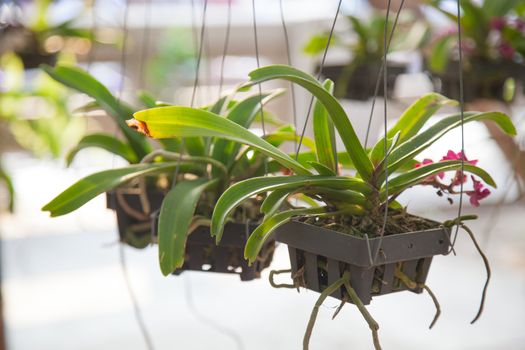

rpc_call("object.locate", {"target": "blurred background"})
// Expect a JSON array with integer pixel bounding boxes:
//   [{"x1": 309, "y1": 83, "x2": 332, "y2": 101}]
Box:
[{"x1": 0, "y1": 0, "x2": 524, "y2": 349}]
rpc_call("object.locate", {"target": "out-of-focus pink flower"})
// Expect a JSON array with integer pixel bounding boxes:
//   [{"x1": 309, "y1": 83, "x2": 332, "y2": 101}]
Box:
[
  {"x1": 516, "y1": 19, "x2": 525, "y2": 31},
  {"x1": 499, "y1": 42, "x2": 515, "y2": 60},
  {"x1": 466, "y1": 176, "x2": 491, "y2": 207},
  {"x1": 441, "y1": 150, "x2": 478, "y2": 165},
  {"x1": 490, "y1": 17, "x2": 506, "y2": 31}
]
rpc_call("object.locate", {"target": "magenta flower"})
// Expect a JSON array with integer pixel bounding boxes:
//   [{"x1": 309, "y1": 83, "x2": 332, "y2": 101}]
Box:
[
  {"x1": 441, "y1": 150, "x2": 478, "y2": 165},
  {"x1": 414, "y1": 158, "x2": 444, "y2": 182},
  {"x1": 498, "y1": 42, "x2": 515, "y2": 60},
  {"x1": 490, "y1": 17, "x2": 506, "y2": 31},
  {"x1": 466, "y1": 176, "x2": 491, "y2": 207}
]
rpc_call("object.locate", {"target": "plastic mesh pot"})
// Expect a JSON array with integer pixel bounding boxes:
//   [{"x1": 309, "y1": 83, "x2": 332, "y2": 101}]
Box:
[
  {"x1": 275, "y1": 220, "x2": 450, "y2": 304},
  {"x1": 106, "y1": 190, "x2": 274, "y2": 281}
]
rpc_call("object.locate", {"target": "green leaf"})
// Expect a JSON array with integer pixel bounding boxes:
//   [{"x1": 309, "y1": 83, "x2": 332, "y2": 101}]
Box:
[
  {"x1": 261, "y1": 188, "x2": 295, "y2": 216},
  {"x1": 131, "y1": 106, "x2": 311, "y2": 176},
  {"x1": 308, "y1": 161, "x2": 336, "y2": 176},
  {"x1": 66, "y1": 133, "x2": 139, "y2": 166},
  {"x1": 246, "y1": 65, "x2": 374, "y2": 181},
  {"x1": 245, "y1": 207, "x2": 328, "y2": 263},
  {"x1": 137, "y1": 90, "x2": 158, "y2": 108},
  {"x1": 382, "y1": 160, "x2": 497, "y2": 199},
  {"x1": 41, "y1": 64, "x2": 152, "y2": 159},
  {"x1": 158, "y1": 178, "x2": 218, "y2": 275},
  {"x1": 0, "y1": 163, "x2": 14, "y2": 213},
  {"x1": 428, "y1": 35, "x2": 455, "y2": 73},
  {"x1": 211, "y1": 175, "x2": 372, "y2": 242},
  {"x1": 370, "y1": 132, "x2": 399, "y2": 167},
  {"x1": 313, "y1": 79, "x2": 337, "y2": 172},
  {"x1": 386, "y1": 93, "x2": 458, "y2": 143},
  {"x1": 42, "y1": 162, "x2": 195, "y2": 217},
  {"x1": 382, "y1": 111, "x2": 516, "y2": 182},
  {"x1": 212, "y1": 90, "x2": 282, "y2": 172},
  {"x1": 264, "y1": 131, "x2": 316, "y2": 151}
]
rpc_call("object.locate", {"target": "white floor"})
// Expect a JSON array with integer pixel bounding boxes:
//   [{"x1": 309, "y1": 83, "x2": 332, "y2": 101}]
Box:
[{"x1": 1, "y1": 152, "x2": 524, "y2": 350}]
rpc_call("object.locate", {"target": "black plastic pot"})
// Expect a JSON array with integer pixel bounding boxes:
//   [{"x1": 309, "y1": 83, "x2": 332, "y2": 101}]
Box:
[
  {"x1": 106, "y1": 189, "x2": 274, "y2": 281},
  {"x1": 429, "y1": 60, "x2": 525, "y2": 102},
  {"x1": 275, "y1": 220, "x2": 450, "y2": 304},
  {"x1": 319, "y1": 62, "x2": 406, "y2": 100}
]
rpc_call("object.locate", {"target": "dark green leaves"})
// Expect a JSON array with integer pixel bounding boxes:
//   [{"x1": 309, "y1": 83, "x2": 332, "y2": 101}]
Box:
[
  {"x1": 42, "y1": 162, "x2": 191, "y2": 217},
  {"x1": 158, "y1": 178, "x2": 218, "y2": 275},
  {"x1": 66, "y1": 133, "x2": 139, "y2": 165}
]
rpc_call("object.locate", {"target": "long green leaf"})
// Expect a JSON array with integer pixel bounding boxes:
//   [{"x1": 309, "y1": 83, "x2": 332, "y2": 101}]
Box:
[
  {"x1": 131, "y1": 106, "x2": 311, "y2": 175},
  {"x1": 261, "y1": 188, "x2": 295, "y2": 215},
  {"x1": 158, "y1": 178, "x2": 218, "y2": 276},
  {"x1": 212, "y1": 90, "x2": 281, "y2": 171},
  {"x1": 386, "y1": 93, "x2": 458, "y2": 143},
  {"x1": 0, "y1": 163, "x2": 14, "y2": 213},
  {"x1": 246, "y1": 65, "x2": 374, "y2": 181},
  {"x1": 313, "y1": 79, "x2": 337, "y2": 172},
  {"x1": 382, "y1": 111, "x2": 516, "y2": 181},
  {"x1": 245, "y1": 207, "x2": 328, "y2": 263},
  {"x1": 66, "y1": 133, "x2": 139, "y2": 166},
  {"x1": 383, "y1": 160, "x2": 496, "y2": 199},
  {"x1": 42, "y1": 162, "x2": 194, "y2": 217},
  {"x1": 42, "y1": 64, "x2": 152, "y2": 159},
  {"x1": 211, "y1": 175, "x2": 373, "y2": 242}
]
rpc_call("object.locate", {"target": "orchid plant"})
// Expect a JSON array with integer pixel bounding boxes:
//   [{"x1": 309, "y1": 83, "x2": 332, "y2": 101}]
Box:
[
  {"x1": 125, "y1": 65, "x2": 515, "y2": 265},
  {"x1": 41, "y1": 64, "x2": 312, "y2": 275},
  {"x1": 426, "y1": 0, "x2": 525, "y2": 74}
]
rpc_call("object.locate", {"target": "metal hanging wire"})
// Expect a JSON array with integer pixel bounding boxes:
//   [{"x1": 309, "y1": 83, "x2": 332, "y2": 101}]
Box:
[
  {"x1": 364, "y1": 0, "x2": 406, "y2": 149},
  {"x1": 138, "y1": 0, "x2": 152, "y2": 89},
  {"x1": 449, "y1": 0, "x2": 466, "y2": 253},
  {"x1": 172, "y1": 0, "x2": 208, "y2": 189},
  {"x1": 295, "y1": 0, "x2": 343, "y2": 159},
  {"x1": 218, "y1": 0, "x2": 232, "y2": 98},
  {"x1": 372, "y1": 0, "x2": 393, "y2": 264},
  {"x1": 278, "y1": 0, "x2": 298, "y2": 153},
  {"x1": 114, "y1": 1, "x2": 154, "y2": 349},
  {"x1": 251, "y1": 0, "x2": 268, "y2": 175}
]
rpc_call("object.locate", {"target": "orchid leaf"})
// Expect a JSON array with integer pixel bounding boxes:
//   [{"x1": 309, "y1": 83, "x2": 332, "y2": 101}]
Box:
[
  {"x1": 158, "y1": 178, "x2": 219, "y2": 275},
  {"x1": 308, "y1": 161, "x2": 337, "y2": 176},
  {"x1": 66, "y1": 133, "x2": 138, "y2": 166},
  {"x1": 211, "y1": 175, "x2": 372, "y2": 242},
  {"x1": 313, "y1": 79, "x2": 337, "y2": 172},
  {"x1": 131, "y1": 106, "x2": 311, "y2": 175},
  {"x1": 246, "y1": 65, "x2": 374, "y2": 181},
  {"x1": 245, "y1": 207, "x2": 328, "y2": 263},
  {"x1": 383, "y1": 160, "x2": 496, "y2": 199},
  {"x1": 42, "y1": 162, "x2": 195, "y2": 217}
]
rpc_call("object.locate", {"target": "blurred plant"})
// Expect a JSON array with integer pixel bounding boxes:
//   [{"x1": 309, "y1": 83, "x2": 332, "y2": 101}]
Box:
[
  {"x1": 426, "y1": 0, "x2": 525, "y2": 73},
  {"x1": 0, "y1": 53, "x2": 86, "y2": 212},
  {"x1": 0, "y1": 0, "x2": 94, "y2": 68},
  {"x1": 304, "y1": 11, "x2": 429, "y2": 97}
]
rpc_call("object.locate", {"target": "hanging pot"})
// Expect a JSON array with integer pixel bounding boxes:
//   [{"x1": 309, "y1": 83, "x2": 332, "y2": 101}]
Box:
[
  {"x1": 428, "y1": 60, "x2": 525, "y2": 102},
  {"x1": 274, "y1": 219, "x2": 450, "y2": 304},
  {"x1": 319, "y1": 61, "x2": 406, "y2": 100},
  {"x1": 106, "y1": 189, "x2": 275, "y2": 281}
]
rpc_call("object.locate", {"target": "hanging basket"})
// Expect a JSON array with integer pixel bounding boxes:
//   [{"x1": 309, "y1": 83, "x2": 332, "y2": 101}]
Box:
[
  {"x1": 428, "y1": 60, "x2": 525, "y2": 102},
  {"x1": 319, "y1": 62, "x2": 406, "y2": 100},
  {"x1": 274, "y1": 220, "x2": 450, "y2": 304},
  {"x1": 106, "y1": 189, "x2": 275, "y2": 281}
]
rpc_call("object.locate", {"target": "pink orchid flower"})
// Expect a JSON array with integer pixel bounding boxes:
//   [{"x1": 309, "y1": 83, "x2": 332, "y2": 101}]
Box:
[
  {"x1": 414, "y1": 158, "x2": 444, "y2": 182},
  {"x1": 441, "y1": 150, "x2": 478, "y2": 165},
  {"x1": 466, "y1": 176, "x2": 491, "y2": 207}
]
